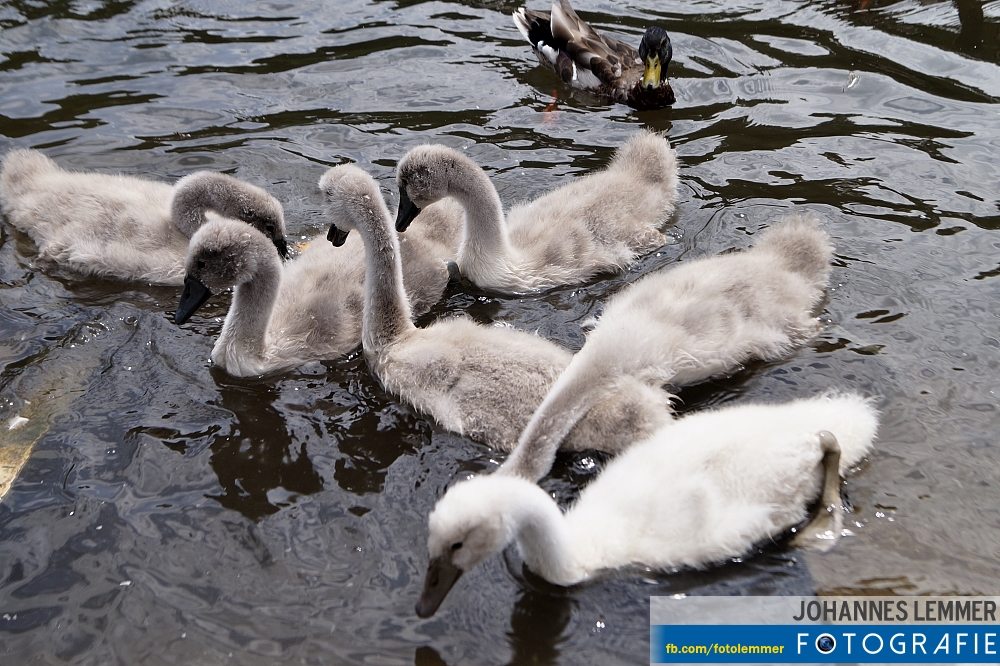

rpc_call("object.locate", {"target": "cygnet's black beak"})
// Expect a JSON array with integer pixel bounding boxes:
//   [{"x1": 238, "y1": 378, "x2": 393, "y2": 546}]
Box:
[
  {"x1": 174, "y1": 275, "x2": 213, "y2": 325},
  {"x1": 274, "y1": 237, "x2": 289, "y2": 260},
  {"x1": 395, "y1": 189, "x2": 421, "y2": 233},
  {"x1": 415, "y1": 555, "x2": 463, "y2": 618},
  {"x1": 638, "y1": 26, "x2": 672, "y2": 90},
  {"x1": 327, "y1": 223, "x2": 350, "y2": 247},
  {"x1": 445, "y1": 259, "x2": 462, "y2": 286}
]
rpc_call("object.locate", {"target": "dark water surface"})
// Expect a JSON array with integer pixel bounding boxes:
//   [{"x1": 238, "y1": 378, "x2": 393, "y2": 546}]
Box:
[{"x1": 2, "y1": 0, "x2": 1000, "y2": 663}]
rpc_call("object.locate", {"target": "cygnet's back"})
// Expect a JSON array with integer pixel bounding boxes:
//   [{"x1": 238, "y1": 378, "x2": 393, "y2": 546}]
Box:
[
  {"x1": 586, "y1": 213, "x2": 832, "y2": 387},
  {"x1": 506, "y1": 130, "x2": 677, "y2": 270},
  {"x1": 261, "y1": 235, "x2": 368, "y2": 365},
  {"x1": 1, "y1": 149, "x2": 180, "y2": 281},
  {"x1": 0, "y1": 148, "x2": 287, "y2": 285},
  {"x1": 373, "y1": 290, "x2": 673, "y2": 453},
  {"x1": 501, "y1": 214, "x2": 834, "y2": 482},
  {"x1": 567, "y1": 393, "x2": 878, "y2": 571},
  {"x1": 395, "y1": 130, "x2": 678, "y2": 293}
]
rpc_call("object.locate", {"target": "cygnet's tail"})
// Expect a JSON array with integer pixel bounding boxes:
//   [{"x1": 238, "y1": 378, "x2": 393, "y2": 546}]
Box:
[
  {"x1": 752, "y1": 213, "x2": 833, "y2": 287},
  {"x1": 0, "y1": 149, "x2": 59, "y2": 203},
  {"x1": 609, "y1": 130, "x2": 679, "y2": 190},
  {"x1": 806, "y1": 392, "x2": 879, "y2": 472}
]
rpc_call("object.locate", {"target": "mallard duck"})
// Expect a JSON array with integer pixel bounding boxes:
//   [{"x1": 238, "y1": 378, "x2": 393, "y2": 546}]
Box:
[
  {"x1": 394, "y1": 130, "x2": 678, "y2": 294},
  {"x1": 512, "y1": 0, "x2": 675, "y2": 110},
  {"x1": 416, "y1": 393, "x2": 879, "y2": 617},
  {"x1": 0, "y1": 148, "x2": 288, "y2": 285},
  {"x1": 321, "y1": 163, "x2": 674, "y2": 452},
  {"x1": 502, "y1": 214, "x2": 834, "y2": 481}
]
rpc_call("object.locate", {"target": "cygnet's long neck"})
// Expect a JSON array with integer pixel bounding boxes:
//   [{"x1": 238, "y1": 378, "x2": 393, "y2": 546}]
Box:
[
  {"x1": 503, "y1": 482, "x2": 583, "y2": 586},
  {"x1": 501, "y1": 358, "x2": 612, "y2": 482},
  {"x1": 444, "y1": 158, "x2": 519, "y2": 273},
  {"x1": 352, "y1": 196, "x2": 415, "y2": 353},
  {"x1": 217, "y1": 256, "x2": 282, "y2": 366}
]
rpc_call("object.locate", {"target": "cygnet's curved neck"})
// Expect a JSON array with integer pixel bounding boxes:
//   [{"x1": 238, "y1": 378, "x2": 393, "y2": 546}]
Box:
[
  {"x1": 352, "y1": 198, "x2": 415, "y2": 352},
  {"x1": 171, "y1": 173, "x2": 249, "y2": 238},
  {"x1": 507, "y1": 485, "x2": 581, "y2": 586},
  {"x1": 445, "y1": 157, "x2": 517, "y2": 269},
  {"x1": 217, "y1": 256, "x2": 282, "y2": 363},
  {"x1": 501, "y1": 360, "x2": 610, "y2": 482}
]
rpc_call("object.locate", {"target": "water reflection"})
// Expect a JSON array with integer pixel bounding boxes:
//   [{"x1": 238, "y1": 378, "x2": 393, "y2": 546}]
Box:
[
  {"x1": 834, "y1": 0, "x2": 1000, "y2": 66},
  {"x1": 954, "y1": 0, "x2": 989, "y2": 52},
  {"x1": 331, "y1": 398, "x2": 430, "y2": 497},
  {"x1": 505, "y1": 587, "x2": 574, "y2": 666},
  {"x1": 207, "y1": 377, "x2": 324, "y2": 521},
  {"x1": 414, "y1": 645, "x2": 448, "y2": 666}
]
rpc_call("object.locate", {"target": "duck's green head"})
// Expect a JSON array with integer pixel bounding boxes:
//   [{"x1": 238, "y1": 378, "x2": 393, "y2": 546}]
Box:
[{"x1": 638, "y1": 27, "x2": 672, "y2": 90}]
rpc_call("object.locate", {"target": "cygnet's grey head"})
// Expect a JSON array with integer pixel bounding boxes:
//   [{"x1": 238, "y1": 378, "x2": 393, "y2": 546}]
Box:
[
  {"x1": 395, "y1": 145, "x2": 470, "y2": 233},
  {"x1": 416, "y1": 476, "x2": 522, "y2": 618},
  {"x1": 318, "y1": 164, "x2": 390, "y2": 247},
  {"x1": 170, "y1": 171, "x2": 289, "y2": 259},
  {"x1": 174, "y1": 219, "x2": 278, "y2": 325}
]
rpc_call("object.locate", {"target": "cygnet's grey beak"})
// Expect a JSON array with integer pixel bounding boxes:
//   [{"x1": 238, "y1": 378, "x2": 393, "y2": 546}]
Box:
[
  {"x1": 174, "y1": 275, "x2": 213, "y2": 325},
  {"x1": 415, "y1": 555, "x2": 463, "y2": 618},
  {"x1": 395, "y1": 190, "x2": 421, "y2": 233},
  {"x1": 327, "y1": 224, "x2": 350, "y2": 247}
]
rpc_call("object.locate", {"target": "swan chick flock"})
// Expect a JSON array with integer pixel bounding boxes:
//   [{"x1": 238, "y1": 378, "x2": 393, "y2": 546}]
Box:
[
  {"x1": 320, "y1": 162, "x2": 674, "y2": 452},
  {"x1": 417, "y1": 392, "x2": 880, "y2": 618},
  {"x1": 174, "y1": 190, "x2": 462, "y2": 377},
  {"x1": 1, "y1": 141, "x2": 878, "y2": 624},
  {"x1": 0, "y1": 148, "x2": 288, "y2": 285}
]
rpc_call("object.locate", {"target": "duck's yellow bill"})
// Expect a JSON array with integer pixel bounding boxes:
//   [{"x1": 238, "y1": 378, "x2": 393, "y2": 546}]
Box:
[{"x1": 642, "y1": 54, "x2": 662, "y2": 89}]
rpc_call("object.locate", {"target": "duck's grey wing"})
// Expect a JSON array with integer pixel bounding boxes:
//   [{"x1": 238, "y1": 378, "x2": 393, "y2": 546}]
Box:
[{"x1": 549, "y1": 0, "x2": 639, "y2": 88}]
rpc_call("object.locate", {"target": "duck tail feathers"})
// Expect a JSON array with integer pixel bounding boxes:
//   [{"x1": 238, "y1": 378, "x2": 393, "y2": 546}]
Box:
[{"x1": 512, "y1": 7, "x2": 553, "y2": 49}]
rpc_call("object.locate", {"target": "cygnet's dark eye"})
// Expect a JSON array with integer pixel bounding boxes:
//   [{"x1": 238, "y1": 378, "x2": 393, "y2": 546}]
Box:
[
  {"x1": 451, "y1": 542, "x2": 463, "y2": 551},
  {"x1": 196, "y1": 260, "x2": 206, "y2": 270},
  {"x1": 266, "y1": 224, "x2": 275, "y2": 235}
]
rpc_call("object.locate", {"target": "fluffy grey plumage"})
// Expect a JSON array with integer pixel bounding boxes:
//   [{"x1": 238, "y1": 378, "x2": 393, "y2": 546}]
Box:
[
  {"x1": 0, "y1": 148, "x2": 287, "y2": 285},
  {"x1": 395, "y1": 131, "x2": 678, "y2": 294},
  {"x1": 322, "y1": 163, "x2": 673, "y2": 452},
  {"x1": 502, "y1": 213, "x2": 835, "y2": 481},
  {"x1": 178, "y1": 180, "x2": 461, "y2": 377}
]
